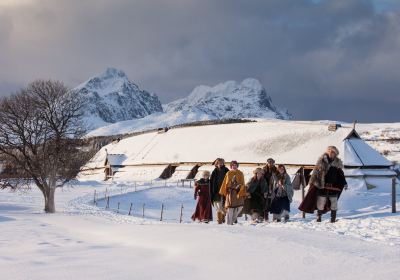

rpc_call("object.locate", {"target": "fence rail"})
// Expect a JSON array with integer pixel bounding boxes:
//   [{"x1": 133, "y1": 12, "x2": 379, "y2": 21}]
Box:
[
  {"x1": 92, "y1": 180, "x2": 193, "y2": 222},
  {"x1": 92, "y1": 175, "x2": 399, "y2": 222}
]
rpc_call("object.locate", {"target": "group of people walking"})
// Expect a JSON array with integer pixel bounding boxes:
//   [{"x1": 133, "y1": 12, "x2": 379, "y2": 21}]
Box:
[
  {"x1": 191, "y1": 145, "x2": 347, "y2": 225},
  {"x1": 192, "y1": 158, "x2": 294, "y2": 225}
]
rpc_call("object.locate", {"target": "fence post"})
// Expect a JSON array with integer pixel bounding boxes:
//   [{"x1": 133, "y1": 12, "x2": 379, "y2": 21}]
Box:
[
  {"x1": 142, "y1": 203, "x2": 145, "y2": 218},
  {"x1": 93, "y1": 190, "x2": 97, "y2": 205},
  {"x1": 135, "y1": 181, "x2": 137, "y2": 192},
  {"x1": 392, "y1": 177, "x2": 397, "y2": 213},
  {"x1": 117, "y1": 202, "x2": 120, "y2": 213},
  {"x1": 160, "y1": 203, "x2": 164, "y2": 221},
  {"x1": 301, "y1": 167, "x2": 306, "y2": 219},
  {"x1": 106, "y1": 196, "x2": 110, "y2": 209},
  {"x1": 179, "y1": 204, "x2": 184, "y2": 223},
  {"x1": 128, "y1": 203, "x2": 133, "y2": 216}
]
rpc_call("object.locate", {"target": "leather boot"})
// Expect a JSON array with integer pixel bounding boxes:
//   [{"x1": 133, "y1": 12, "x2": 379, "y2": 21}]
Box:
[
  {"x1": 316, "y1": 211, "x2": 322, "y2": 222},
  {"x1": 330, "y1": 210, "x2": 337, "y2": 223},
  {"x1": 284, "y1": 215, "x2": 289, "y2": 222}
]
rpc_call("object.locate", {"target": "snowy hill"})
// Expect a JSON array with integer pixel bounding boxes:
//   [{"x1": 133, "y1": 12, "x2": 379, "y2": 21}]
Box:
[
  {"x1": 1, "y1": 182, "x2": 399, "y2": 279},
  {"x1": 86, "y1": 78, "x2": 292, "y2": 136},
  {"x1": 75, "y1": 68, "x2": 163, "y2": 129},
  {"x1": 164, "y1": 78, "x2": 292, "y2": 120}
]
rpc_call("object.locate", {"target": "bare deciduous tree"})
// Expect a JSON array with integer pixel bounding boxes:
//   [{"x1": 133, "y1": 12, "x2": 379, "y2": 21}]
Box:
[{"x1": 0, "y1": 80, "x2": 94, "y2": 213}]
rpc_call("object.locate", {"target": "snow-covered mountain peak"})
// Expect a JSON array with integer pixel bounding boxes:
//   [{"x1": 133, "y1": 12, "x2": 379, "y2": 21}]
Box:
[
  {"x1": 75, "y1": 68, "x2": 139, "y2": 97},
  {"x1": 165, "y1": 78, "x2": 292, "y2": 120},
  {"x1": 187, "y1": 78, "x2": 263, "y2": 102},
  {"x1": 102, "y1": 67, "x2": 128, "y2": 79},
  {"x1": 240, "y1": 78, "x2": 263, "y2": 91},
  {"x1": 75, "y1": 68, "x2": 163, "y2": 127}
]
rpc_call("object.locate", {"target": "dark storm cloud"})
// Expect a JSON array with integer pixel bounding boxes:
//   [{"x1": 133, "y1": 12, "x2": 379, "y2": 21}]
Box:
[{"x1": 0, "y1": 0, "x2": 399, "y2": 122}]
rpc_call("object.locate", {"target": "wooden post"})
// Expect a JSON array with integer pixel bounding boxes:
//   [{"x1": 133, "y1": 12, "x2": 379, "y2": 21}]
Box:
[
  {"x1": 301, "y1": 167, "x2": 306, "y2": 219},
  {"x1": 179, "y1": 204, "x2": 184, "y2": 223},
  {"x1": 392, "y1": 177, "x2": 397, "y2": 213},
  {"x1": 93, "y1": 190, "x2": 97, "y2": 205},
  {"x1": 117, "y1": 202, "x2": 120, "y2": 213},
  {"x1": 352, "y1": 120, "x2": 357, "y2": 130},
  {"x1": 160, "y1": 203, "x2": 164, "y2": 221},
  {"x1": 128, "y1": 203, "x2": 133, "y2": 216},
  {"x1": 106, "y1": 196, "x2": 110, "y2": 209},
  {"x1": 142, "y1": 203, "x2": 145, "y2": 218}
]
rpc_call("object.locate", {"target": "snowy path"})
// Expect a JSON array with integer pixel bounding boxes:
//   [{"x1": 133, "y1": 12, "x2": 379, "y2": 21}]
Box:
[{"x1": 1, "y1": 183, "x2": 400, "y2": 280}]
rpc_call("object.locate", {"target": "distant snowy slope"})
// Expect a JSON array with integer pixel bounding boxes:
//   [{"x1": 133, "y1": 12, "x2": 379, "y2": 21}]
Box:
[
  {"x1": 164, "y1": 78, "x2": 292, "y2": 120},
  {"x1": 86, "y1": 110, "x2": 212, "y2": 137},
  {"x1": 75, "y1": 68, "x2": 163, "y2": 129}
]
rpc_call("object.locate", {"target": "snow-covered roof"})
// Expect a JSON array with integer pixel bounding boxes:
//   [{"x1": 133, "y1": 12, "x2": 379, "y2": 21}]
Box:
[
  {"x1": 86, "y1": 120, "x2": 393, "y2": 170},
  {"x1": 344, "y1": 138, "x2": 392, "y2": 167},
  {"x1": 112, "y1": 165, "x2": 168, "y2": 182},
  {"x1": 105, "y1": 154, "x2": 126, "y2": 166}
]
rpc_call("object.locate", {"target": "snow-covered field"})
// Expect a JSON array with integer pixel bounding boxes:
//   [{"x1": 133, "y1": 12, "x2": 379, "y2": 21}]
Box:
[
  {"x1": 2, "y1": 117, "x2": 400, "y2": 280},
  {"x1": 357, "y1": 123, "x2": 400, "y2": 163},
  {"x1": 1, "y1": 179, "x2": 399, "y2": 280}
]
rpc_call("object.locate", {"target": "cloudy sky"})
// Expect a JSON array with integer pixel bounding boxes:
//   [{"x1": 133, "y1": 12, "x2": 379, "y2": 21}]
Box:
[{"x1": 0, "y1": 0, "x2": 399, "y2": 122}]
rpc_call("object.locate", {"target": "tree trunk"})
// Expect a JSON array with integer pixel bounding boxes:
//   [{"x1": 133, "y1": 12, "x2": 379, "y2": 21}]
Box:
[
  {"x1": 42, "y1": 177, "x2": 56, "y2": 213},
  {"x1": 44, "y1": 187, "x2": 56, "y2": 213}
]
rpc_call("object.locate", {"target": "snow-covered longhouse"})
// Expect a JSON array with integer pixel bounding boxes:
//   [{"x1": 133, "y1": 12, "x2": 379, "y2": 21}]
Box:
[{"x1": 80, "y1": 120, "x2": 397, "y2": 190}]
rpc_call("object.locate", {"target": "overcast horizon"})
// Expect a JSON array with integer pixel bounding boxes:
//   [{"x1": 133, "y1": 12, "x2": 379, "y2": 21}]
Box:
[{"x1": 1, "y1": 0, "x2": 400, "y2": 122}]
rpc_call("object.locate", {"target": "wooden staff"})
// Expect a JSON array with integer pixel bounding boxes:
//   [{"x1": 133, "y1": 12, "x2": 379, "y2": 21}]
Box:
[
  {"x1": 392, "y1": 177, "x2": 397, "y2": 213},
  {"x1": 180, "y1": 204, "x2": 184, "y2": 223},
  {"x1": 301, "y1": 167, "x2": 306, "y2": 219},
  {"x1": 128, "y1": 203, "x2": 133, "y2": 216},
  {"x1": 160, "y1": 203, "x2": 164, "y2": 221}
]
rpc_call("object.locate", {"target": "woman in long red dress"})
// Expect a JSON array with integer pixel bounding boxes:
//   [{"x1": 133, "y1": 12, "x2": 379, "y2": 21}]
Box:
[{"x1": 191, "y1": 171, "x2": 213, "y2": 223}]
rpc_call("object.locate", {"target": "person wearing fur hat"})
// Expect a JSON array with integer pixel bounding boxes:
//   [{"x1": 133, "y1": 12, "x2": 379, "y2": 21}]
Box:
[
  {"x1": 270, "y1": 165, "x2": 294, "y2": 222},
  {"x1": 262, "y1": 158, "x2": 278, "y2": 221},
  {"x1": 219, "y1": 160, "x2": 246, "y2": 225},
  {"x1": 243, "y1": 168, "x2": 268, "y2": 223},
  {"x1": 299, "y1": 146, "x2": 348, "y2": 223},
  {"x1": 210, "y1": 158, "x2": 230, "y2": 224},
  {"x1": 191, "y1": 170, "x2": 213, "y2": 223}
]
